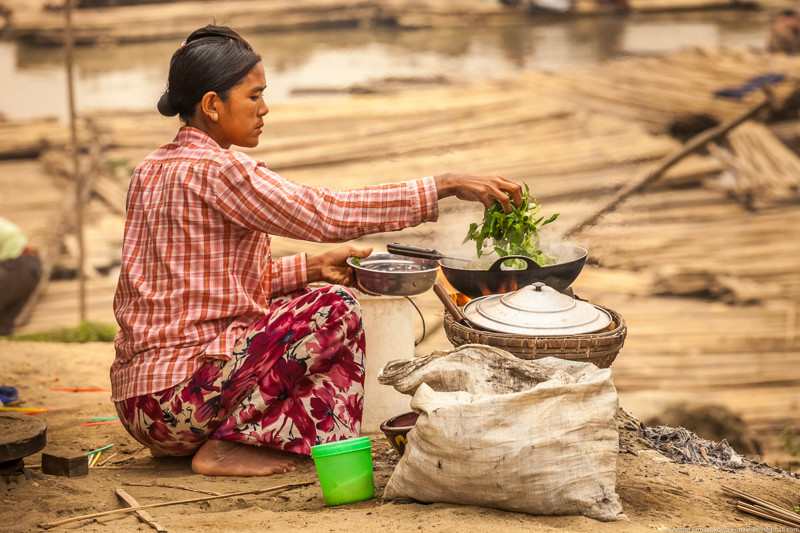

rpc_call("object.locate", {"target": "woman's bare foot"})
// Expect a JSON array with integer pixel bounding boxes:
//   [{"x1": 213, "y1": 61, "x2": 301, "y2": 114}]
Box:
[{"x1": 191, "y1": 439, "x2": 305, "y2": 476}]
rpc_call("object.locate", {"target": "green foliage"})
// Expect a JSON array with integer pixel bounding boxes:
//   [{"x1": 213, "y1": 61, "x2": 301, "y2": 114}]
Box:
[
  {"x1": 463, "y1": 183, "x2": 559, "y2": 268},
  {"x1": 8, "y1": 321, "x2": 118, "y2": 343},
  {"x1": 781, "y1": 427, "x2": 800, "y2": 456},
  {"x1": 107, "y1": 158, "x2": 133, "y2": 172}
]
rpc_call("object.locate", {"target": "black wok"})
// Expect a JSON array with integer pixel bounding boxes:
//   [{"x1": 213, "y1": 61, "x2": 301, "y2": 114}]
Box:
[{"x1": 386, "y1": 242, "x2": 587, "y2": 298}]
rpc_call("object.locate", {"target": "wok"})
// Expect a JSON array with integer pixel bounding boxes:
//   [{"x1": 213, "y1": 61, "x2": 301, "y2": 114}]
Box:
[{"x1": 386, "y1": 242, "x2": 587, "y2": 298}]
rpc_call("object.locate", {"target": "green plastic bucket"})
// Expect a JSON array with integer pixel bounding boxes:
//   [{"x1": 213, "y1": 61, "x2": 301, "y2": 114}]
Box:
[{"x1": 310, "y1": 436, "x2": 375, "y2": 506}]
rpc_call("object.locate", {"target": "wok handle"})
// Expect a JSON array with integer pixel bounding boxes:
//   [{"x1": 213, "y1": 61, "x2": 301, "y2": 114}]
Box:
[
  {"x1": 386, "y1": 242, "x2": 444, "y2": 261},
  {"x1": 488, "y1": 255, "x2": 542, "y2": 272},
  {"x1": 432, "y1": 279, "x2": 475, "y2": 328}
]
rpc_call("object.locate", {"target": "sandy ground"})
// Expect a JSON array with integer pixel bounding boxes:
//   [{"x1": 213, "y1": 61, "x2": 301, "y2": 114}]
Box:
[{"x1": 1, "y1": 340, "x2": 799, "y2": 533}]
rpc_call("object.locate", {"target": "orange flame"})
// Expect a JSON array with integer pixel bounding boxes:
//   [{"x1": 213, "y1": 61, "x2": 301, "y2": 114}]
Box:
[{"x1": 436, "y1": 268, "x2": 470, "y2": 305}]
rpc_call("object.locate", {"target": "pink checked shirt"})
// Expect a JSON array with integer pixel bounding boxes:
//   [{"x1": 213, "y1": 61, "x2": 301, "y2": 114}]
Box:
[{"x1": 111, "y1": 127, "x2": 438, "y2": 401}]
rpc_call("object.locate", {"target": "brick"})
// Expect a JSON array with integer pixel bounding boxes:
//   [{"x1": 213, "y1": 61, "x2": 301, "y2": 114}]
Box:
[{"x1": 41, "y1": 453, "x2": 88, "y2": 477}]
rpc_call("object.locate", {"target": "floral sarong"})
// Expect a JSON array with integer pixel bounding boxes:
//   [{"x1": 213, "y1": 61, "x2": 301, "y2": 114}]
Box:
[{"x1": 115, "y1": 285, "x2": 365, "y2": 457}]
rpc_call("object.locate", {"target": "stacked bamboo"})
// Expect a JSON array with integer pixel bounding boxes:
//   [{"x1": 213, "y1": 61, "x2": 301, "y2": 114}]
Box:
[
  {"x1": 0, "y1": 118, "x2": 90, "y2": 159},
  {"x1": 541, "y1": 47, "x2": 800, "y2": 131},
  {"x1": 709, "y1": 120, "x2": 800, "y2": 206},
  {"x1": 722, "y1": 485, "x2": 800, "y2": 527},
  {"x1": 6, "y1": 0, "x2": 798, "y2": 44},
  {"x1": 9, "y1": 0, "x2": 388, "y2": 45}
]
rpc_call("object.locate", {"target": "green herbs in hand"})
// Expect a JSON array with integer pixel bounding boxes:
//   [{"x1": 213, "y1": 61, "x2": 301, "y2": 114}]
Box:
[{"x1": 463, "y1": 183, "x2": 559, "y2": 268}]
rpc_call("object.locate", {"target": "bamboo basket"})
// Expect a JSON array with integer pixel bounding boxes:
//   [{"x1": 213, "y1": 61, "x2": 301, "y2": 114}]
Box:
[{"x1": 442, "y1": 305, "x2": 627, "y2": 368}]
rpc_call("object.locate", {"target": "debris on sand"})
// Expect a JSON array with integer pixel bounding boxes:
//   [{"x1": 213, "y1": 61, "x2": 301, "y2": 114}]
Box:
[{"x1": 644, "y1": 425, "x2": 747, "y2": 470}]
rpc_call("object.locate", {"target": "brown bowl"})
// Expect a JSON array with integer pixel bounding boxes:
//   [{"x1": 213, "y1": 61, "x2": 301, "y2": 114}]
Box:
[{"x1": 380, "y1": 411, "x2": 419, "y2": 457}]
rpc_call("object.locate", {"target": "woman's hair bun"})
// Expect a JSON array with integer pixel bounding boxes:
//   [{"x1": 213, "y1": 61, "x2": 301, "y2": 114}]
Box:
[
  {"x1": 157, "y1": 91, "x2": 178, "y2": 117},
  {"x1": 158, "y1": 25, "x2": 260, "y2": 121}
]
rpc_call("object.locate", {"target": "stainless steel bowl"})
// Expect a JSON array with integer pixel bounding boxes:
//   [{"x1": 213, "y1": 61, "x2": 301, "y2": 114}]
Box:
[{"x1": 347, "y1": 253, "x2": 438, "y2": 296}]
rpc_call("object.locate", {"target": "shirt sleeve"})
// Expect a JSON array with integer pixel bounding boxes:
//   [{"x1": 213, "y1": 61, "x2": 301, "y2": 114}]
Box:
[
  {"x1": 213, "y1": 153, "x2": 439, "y2": 243},
  {"x1": 0, "y1": 217, "x2": 28, "y2": 262},
  {"x1": 271, "y1": 253, "x2": 307, "y2": 297}
]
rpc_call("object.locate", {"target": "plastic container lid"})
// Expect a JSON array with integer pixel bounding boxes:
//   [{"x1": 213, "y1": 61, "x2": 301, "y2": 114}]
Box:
[{"x1": 311, "y1": 436, "x2": 372, "y2": 458}]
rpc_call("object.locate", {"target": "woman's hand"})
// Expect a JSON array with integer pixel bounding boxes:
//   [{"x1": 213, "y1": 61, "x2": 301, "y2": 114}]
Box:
[
  {"x1": 433, "y1": 172, "x2": 523, "y2": 213},
  {"x1": 306, "y1": 245, "x2": 373, "y2": 286}
]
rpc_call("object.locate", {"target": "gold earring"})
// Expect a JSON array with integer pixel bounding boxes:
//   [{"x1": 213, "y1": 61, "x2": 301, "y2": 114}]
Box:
[{"x1": 211, "y1": 112, "x2": 218, "y2": 121}]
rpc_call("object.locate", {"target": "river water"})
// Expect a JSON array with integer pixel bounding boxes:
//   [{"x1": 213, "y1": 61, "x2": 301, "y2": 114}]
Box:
[{"x1": 0, "y1": 10, "x2": 771, "y2": 122}]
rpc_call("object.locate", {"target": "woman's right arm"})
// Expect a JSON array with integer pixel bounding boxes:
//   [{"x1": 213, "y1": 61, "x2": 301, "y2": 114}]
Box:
[
  {"x1": 217, "y1": 154, "x2": 524, "y2": 241},
  {"x1": 217, "y1": 154, "x2": 438, "y2": 242},
  {"x1": 433, "y1": 173, "x2": 523, "y2": 213}
]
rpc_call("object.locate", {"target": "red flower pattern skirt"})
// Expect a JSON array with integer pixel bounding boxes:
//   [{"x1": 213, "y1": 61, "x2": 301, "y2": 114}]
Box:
[{"x1": 115, "y1": 285, "x2": 366, "y2": 457}]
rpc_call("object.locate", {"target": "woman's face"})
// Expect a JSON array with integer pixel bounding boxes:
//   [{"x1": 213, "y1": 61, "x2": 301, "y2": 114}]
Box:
[{"x1": 213, "y1": 62, "x2": 269, "y2": 149}]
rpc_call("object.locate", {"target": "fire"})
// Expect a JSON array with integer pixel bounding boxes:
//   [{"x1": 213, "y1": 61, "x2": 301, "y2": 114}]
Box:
[
  {"x1": 436, "y1": 269, "x2": 470, "y2": 306},
  {"x1": 480, "y1": 279, "x2": 517, "y2": 296}
]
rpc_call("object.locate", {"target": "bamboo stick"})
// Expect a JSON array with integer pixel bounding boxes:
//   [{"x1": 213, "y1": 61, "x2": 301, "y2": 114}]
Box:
[
  {"x1": 722, "y1": 485, "x2": 800, "y2": 521},
  {"x1": 115, "y1": 488, "x2": 167, "y2": 533},
  {"x1": 38, "y1": 481, "x2": 315, "y2": 530},
  {"x1": 735, "y1": 503, "x2": 800, "y2": 528},
  {"x1": 122, "y1": 482, "x2": 222, "y2": 496}
]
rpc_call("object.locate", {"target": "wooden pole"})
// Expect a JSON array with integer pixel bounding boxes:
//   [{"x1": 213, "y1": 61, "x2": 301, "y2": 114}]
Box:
[
  {"x1": 64, "y1": 0, "x2": 87, "y2": 322},
  {"x1": 562, "y1": 92, "x2": 772, "y2": 240}
]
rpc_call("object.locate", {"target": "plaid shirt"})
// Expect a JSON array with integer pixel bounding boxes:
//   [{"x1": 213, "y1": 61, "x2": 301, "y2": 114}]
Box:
[{"x1": 111, "y1": 127, "x2": 438, "y2": 401}]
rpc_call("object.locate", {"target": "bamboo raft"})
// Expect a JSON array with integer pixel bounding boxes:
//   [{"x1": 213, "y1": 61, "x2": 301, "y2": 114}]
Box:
[
  {"x1": 1, "y1": 46, "x2": 799, "y2": 465},
  {"x1": 2, "y1": 0, "x2": 796, "y2": 45}
]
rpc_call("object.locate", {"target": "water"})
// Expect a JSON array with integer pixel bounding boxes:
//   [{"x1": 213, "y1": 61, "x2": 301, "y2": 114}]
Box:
[{"x1": 0, "y1": 11, "x2": 771, "y2": 122}]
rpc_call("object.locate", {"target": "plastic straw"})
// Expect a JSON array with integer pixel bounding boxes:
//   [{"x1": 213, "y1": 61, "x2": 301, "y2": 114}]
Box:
[
  {"x1": 89, "y1": 416, "x2": 119, "y2": 422},
  {"x1": 89, "y1": 451, "x2": 102, "y2": 467},
  {"x1": 84, "y1": 444, "x2": 114, "y2": 456},
  {"x1": 81, "y1": 421, "x2": 122, "y2": 427}
]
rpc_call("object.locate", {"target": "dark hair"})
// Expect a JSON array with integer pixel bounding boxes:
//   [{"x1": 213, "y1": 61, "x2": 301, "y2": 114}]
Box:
[{"x1": 157, "y1": 25, "x2": 261, "y2": 122}]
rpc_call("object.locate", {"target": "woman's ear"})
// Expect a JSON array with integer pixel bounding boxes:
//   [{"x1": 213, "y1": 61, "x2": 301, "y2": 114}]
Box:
[{"x1": 200, "y1": 92, "x2": 220, "y2": 122}]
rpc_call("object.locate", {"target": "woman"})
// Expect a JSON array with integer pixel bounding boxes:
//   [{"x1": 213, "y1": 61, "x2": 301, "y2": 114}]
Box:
[
  {"x1": 0, "y1": 217, "x2": 42, "y2": 336},
  {"x1": 112, "y1": 25, "x2": 522, "y2": 477},
  {"x1": 767, "y1": 9, "x2": 800, "y2": 54}
]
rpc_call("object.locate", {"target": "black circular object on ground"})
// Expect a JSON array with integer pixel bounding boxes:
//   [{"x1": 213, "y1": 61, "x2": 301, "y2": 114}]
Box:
[{"x1": 0, "y1": 412, "x2": 47, "y2": 468}]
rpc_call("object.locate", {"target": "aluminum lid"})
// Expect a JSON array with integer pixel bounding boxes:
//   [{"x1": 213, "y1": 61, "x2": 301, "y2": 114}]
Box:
[{"x1": 462, "y1": 282, "x2": 612, "y2": 335}]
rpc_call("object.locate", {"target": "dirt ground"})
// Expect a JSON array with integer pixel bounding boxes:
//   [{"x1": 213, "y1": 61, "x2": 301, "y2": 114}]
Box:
[{"x1": 1, "y1": 340, "x2": 799, "y2": 533}]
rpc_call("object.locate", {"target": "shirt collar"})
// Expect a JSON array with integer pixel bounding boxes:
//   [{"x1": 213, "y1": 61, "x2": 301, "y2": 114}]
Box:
[{"x1": 174, "y1": 126, "x2": 221, "y2": 149}]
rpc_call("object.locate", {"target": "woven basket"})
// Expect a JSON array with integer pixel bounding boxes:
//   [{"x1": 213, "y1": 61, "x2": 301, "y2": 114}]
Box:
[{"x1": 442, "y1": 305, "x2": 627, "y2": 368}]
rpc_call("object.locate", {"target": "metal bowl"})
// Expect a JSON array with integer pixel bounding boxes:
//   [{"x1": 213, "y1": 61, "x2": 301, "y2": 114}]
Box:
[{"x1": 347, "y1": 253, "x2": 438, "y2": 296}]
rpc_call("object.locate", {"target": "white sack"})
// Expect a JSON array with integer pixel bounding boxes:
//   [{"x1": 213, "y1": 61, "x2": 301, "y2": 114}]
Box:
[{"x1": 378, "y1": 345, "x2": 626, "y2": 521}]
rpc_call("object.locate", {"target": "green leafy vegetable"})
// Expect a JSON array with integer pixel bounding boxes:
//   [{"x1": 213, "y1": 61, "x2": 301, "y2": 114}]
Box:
[
  {"x1": 351, "y1": 257, "x2": 362, "y2": 267},
  {"x1": 463, "y1": 183, "x2": 559, "y2": 268}
]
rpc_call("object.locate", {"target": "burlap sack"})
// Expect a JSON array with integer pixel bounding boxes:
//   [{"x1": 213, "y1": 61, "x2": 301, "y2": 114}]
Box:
[{"x1": 378, "y1": 345, "x2": 626, "y2": 521}]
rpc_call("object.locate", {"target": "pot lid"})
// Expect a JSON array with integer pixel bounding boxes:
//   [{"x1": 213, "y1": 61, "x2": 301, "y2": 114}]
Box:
[{"x1": 462, "y1": 282, "x2": 612, "y2": 335}]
